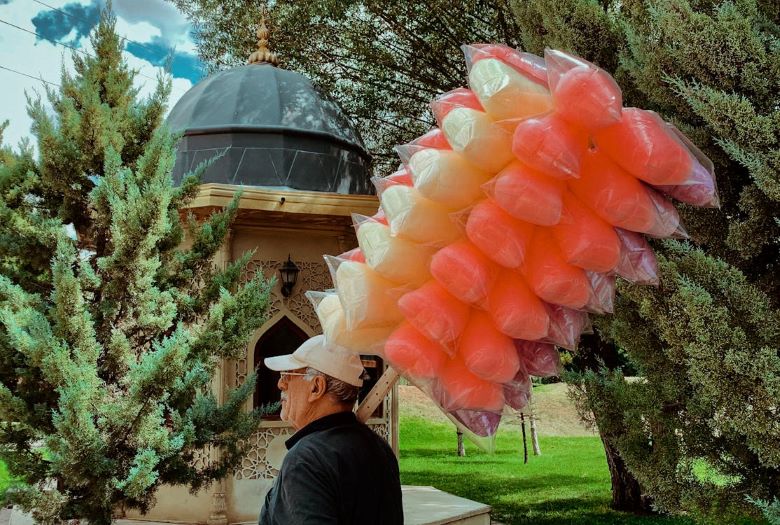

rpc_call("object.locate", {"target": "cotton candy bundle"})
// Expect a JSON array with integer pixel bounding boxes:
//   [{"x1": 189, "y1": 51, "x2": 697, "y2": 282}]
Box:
[{"x1": 307, "y1": 44, "x2": 717, "y2": 441}]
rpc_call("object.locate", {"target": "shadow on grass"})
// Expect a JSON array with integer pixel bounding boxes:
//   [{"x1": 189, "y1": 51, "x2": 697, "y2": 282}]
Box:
[{"x1": 401, "y1": 469, "x2": 696, "y2": 525}]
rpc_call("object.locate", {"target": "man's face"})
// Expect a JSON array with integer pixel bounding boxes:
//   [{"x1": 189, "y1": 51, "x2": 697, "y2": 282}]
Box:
[{"x1": 278, "y1": 368, "x2": 313, "y2": 429}]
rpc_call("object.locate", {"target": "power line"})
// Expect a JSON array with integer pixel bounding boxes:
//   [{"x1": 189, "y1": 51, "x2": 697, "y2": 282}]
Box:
[
  {"x1": 30, "y1": 0, "x2": 161, "y2": 56},
  {"x1": 0, "y1": 63, "x2": 60, "y2": 87},
  {"x1": 0, "y1": 17, "x2": 160, "y2": 82}
]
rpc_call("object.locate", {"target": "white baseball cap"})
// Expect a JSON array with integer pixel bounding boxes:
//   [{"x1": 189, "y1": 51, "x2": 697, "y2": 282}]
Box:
[{"x1": 264, "y1": 335, "x2": 365, "y2": 387}]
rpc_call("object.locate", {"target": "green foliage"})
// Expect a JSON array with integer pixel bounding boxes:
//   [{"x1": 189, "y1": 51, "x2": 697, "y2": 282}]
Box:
[
  {"x1": 170, "y1": 0, "x2": 521, "y2": 172},
  {"x1": 0, "y1": 8, "x2": 272, "y2": 524},
  {"x1": 511, "y1": 0, "x2": 779, "y2": 518}
]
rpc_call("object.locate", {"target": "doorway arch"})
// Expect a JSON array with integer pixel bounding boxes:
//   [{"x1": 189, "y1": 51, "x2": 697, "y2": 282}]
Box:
[{"x1": 253, "y1": 316, "x2": 309, "y2": 416}]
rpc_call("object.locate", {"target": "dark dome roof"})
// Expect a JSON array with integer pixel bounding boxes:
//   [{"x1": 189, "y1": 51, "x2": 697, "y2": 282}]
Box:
[{"x1": 167, "y1": 64, "x2": 373, "y2": 195}]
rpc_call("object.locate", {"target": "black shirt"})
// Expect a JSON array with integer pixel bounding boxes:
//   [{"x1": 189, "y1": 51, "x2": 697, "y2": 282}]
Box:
[{"x1": 259, "y1": 411, "x2": 403, "y2": 524}]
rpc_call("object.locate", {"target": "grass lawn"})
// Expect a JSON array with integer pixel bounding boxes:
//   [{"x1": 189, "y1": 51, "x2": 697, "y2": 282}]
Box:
[{"x1": 399, "y1": 416, "x2": 696, "y2": 525}]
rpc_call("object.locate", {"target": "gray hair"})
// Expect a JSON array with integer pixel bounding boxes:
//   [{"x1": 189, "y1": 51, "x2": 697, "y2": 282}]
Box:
[{"x1": 304, "y1": 367, "x2": 361, "y2": 405}]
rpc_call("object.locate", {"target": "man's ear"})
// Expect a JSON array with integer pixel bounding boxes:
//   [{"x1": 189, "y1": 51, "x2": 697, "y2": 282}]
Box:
[{"x1": 309, "y1": 375, "x2": 327, "y2": 401}]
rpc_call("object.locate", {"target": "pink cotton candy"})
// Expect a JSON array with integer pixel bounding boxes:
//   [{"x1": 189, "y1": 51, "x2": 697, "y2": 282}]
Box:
[
  {"x1": 570, "y1": 149, "x2": 660, "y2": 234},
  {"x1": 466, "y1": 199, "x2": 536, "y2": 268},
  {"x1": 458, "y1": 310, "x2": 520, "y2": 383},
  {"x1": 490, "y1": 161, "x2": 565, "y2": 226},
  {"x1": 552, "y1": 192, "x2": 621, "y2": 273},
  {"x1": 546, "y1": 49, "x2": 622, "y2": 131},
  {"x1": 338, "y1": 247, "x2": 366, "y2": 263},
  {"x1": 430, "y1": 87, "x2": 485, "y2": 122},
  {"x1": 398, "y1": 280, "x2": 470, "y2": 347},
  {"x1": 430, "y1": 240, "x2": 499, "y2": 304},
  {"x1": 385, "y1": 322, "x2": 449, "y2": 378},
  {"x1": 512, "y1": 114, "x2": 588, "y2": 180},
  {"x1": 583, "y1": 271, "x2": 616, "y2": 315},
  {"x1": 438, "y1": 357, "x2": 506, "y2": 412},
  {"x1": 486, "y1": 269, "x2": 550, "y2": 341},
  {"x1": 522, "y1": 231, "x2": 591, "y2": 310},
  {"x1": 514, "y1": 340, "x2": 561, "y2": 377},
  {"x1": 594, "y1": 108, "x2": 693, "y2": 186},
  {"x1": 463, "y1": 44, "x2": 548, "y2": 86}
]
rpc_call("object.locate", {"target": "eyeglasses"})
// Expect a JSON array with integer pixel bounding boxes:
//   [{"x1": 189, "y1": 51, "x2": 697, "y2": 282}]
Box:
[{"x1": 279, "y1": 371, "x2": 308, "y2": 380}]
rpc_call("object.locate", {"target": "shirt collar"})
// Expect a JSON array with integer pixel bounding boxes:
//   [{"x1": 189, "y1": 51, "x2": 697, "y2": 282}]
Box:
[{"x1": 285, "y1": 411, "x2": 357, "y2": 450}]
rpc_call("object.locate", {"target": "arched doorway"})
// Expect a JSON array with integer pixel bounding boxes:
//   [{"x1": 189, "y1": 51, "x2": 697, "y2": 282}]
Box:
[{"x1": 253, "y1": 316, "x2": 309, "y2": 417}]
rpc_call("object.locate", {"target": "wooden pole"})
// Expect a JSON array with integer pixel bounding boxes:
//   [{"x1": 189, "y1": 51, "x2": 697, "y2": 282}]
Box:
[{"x1": 356, "y1": 367, "x2": 400, "y2": 423}]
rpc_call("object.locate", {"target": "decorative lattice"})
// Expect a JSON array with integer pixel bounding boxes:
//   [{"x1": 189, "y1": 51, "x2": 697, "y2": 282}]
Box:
[
  {"x1": 234, "y1": 427, "x2": 293, "y2": 480},
  {"x1": 369, "y1": 423, "x2": 390, "y2": 443},
  {"x1": 191, "y1": 445, "x2": 213, "y2": 470}
]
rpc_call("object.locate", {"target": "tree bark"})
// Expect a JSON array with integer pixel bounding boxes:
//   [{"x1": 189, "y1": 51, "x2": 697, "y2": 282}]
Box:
[
  {"x1": 529, "y1": 412, "x2": 541, "y2": 456},
  {"x1": 456, "y1": 431, "x2": 466, "y2": 457},
  {"x1": 600, "y1": 432, "x2": 653, "y2": 512}
]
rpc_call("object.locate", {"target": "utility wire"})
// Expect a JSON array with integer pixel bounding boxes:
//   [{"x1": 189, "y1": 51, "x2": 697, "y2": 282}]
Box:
[
  {"x1": 0, "y1": 17, "x2": 159, "y2": 82},
  {"x1": 0, "y1": 63, "x2": 61, "y2": 87},
  {"x1": 31, "y1": 0, "x2": 165, "y2": 56}
]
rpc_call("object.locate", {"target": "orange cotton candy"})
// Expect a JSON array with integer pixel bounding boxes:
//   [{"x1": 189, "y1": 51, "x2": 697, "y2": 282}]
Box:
[
  {"x1": 595, "y1": 108, "x2": 692, "y2": 186},
  {"x1": 512, "y1": 114, "x2": 588, "y2": 180},
  {"x1": 434, "y1": 88, "x2": 514, "y2": 173},
  {"x1": 379, "y1": 184, "x2": 461, "y2": 246},
  {"x1": 430, "y1": 240, "x2": 499, "y2": 304},
  {"x1": 466, "y1": 46, "x2": 552, "y2": 121},
  {"x1": 491, "y1": 161, "x2": 565, "y2": 226},
  {"x1": 458, "y1": 310, "x2": 520, "y2": 383},
  {"x1": 384, "y1": 322, "x2": 449, "y2": 379},
  {"x1": 522, "y1": 231, "x2": 591, "y2": 309},
  {"x1": 486, "y1": 270, "x2": 550, "y2": 341},
  {"x1": 552, "y1": 66, "x2": 622, "y2": 130},
  {"x1": 551, "y1": 192, "x2": 621, "y2": 273},
  {"x1": 570, "y1": 149, "x2": 659, "y2": 234},
  {"x1": 335, "y1": 261, "x2": 404, "y2": 330},
  {"x1": 398, "y1": 280, "x2": 470, "y2": 347},
  {"x1": 466, "y1": 199, "x2": 535, "y2": 268},
  {"x1": 438, "y1": 357, "x2": 505, "y2": 412},
  {"x1": 408, "y1": 148, "x2": 491, "y2": 209}
]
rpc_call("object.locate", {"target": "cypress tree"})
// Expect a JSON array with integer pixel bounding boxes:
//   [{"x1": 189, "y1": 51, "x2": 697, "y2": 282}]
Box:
[
  {"x1": 0, "y1": 8, "x2": 272, "y2": 523},
  {"x1": 513, "y1": 0, "x2": 779, "y2": 518}
]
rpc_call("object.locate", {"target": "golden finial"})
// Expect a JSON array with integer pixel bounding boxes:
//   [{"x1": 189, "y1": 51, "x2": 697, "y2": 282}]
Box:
[{"x1": 248, "y1": 6, "x2": 279, "y2": 66}]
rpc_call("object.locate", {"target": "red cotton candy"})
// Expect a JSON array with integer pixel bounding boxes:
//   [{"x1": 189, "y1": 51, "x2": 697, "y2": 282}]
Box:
[
  {"x1": 466, "y1": 199, "x2": 536, "y2": 268},
  {"x1": 398, "y1": 280, "x2": 470, "y2": 347},
  {"x1": 458, "y1": 310, "x2": 520, "y2": 383},
  {"x1": 570, "y1": 149, "x2": 658, "y2": 234},
  {"x1": 491, "y1": 161, "x2": 565, "y2": 226},
  {"x1": 552, "y1": 65, "x2": 623, "y2": 130},
  {"x1": 522, "y1": 231, "x2": 591, "y2": 310},
  {"x1": 512, "y1": 114, "x2": 588, "y2": 180},
  {"x1": 385, "y1": 322, "x2": 448, "y2": 378},
  {"x1": 552, "y1": 192, "x2": 621, "y2": 273},
  {"x1": 514, "y1": 340, "x2": 561, "y2": 377},
  {"x1": 486, "y1": 270, "x2": 550, "y2": 341},
  {"x1": 544, "y1": 305, "x2": 590, "y2": 351},
  {"x1": 438, "y1": 357, "x2": 505, "y2": 412},
  {"x1": 614, "y1": 228, "x2": 659, "y2": 285},
  {"x1": 503, "y1": 365, "x2": 532, "y2": 410},
  {"x1": 594, "y1": 108, "x2": 692, "y2": 186},
  {"x1": 430, "y1": 240, "x2": 499, "y2": 304}
]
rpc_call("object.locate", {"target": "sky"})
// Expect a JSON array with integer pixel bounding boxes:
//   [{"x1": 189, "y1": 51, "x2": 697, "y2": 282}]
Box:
[{"x1": 0, "y1": 0, "x2": 203, "y2": 148}]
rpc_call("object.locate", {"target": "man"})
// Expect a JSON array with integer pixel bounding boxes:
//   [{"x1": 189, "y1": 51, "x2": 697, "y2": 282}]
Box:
[{"x1": 259, "y1": 335, "x2": 403, "y2": 524}]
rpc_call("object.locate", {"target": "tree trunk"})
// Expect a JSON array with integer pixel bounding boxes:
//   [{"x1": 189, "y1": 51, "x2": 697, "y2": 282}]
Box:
[
  {"x1": 600, "y1": 433, "x2": 653, "y2": 512},
  {"x1": 456, "y1": 431, "x2": 465, "y2": 457}
]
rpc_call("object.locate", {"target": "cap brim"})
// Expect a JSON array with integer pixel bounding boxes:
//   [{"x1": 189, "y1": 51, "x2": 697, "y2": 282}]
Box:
[{"x1": 264, "y1": 354, "x2": 307, "y2": 372}]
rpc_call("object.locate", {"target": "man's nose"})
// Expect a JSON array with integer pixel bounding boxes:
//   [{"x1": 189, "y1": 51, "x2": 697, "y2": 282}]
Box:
[{"x1": 277, "y1": 376, "x2": 286, "y2": 390}]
